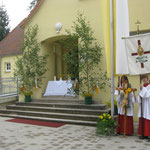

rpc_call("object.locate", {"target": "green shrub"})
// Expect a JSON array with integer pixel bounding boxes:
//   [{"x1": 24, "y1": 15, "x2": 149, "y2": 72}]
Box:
[{"x1": 97, "y1": 113, "x2": 118, "y2": 136}]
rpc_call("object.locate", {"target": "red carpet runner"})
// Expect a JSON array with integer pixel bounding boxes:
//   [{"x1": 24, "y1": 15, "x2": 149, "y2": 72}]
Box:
[{"x1": 6, "y1": 118, "x2": 66, "y2": 128}]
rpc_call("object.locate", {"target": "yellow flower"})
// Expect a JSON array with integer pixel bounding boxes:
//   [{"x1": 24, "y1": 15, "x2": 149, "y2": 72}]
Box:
[
  {"x1": 128, "y1": 88, "x2": 132, "y2": 91},
  {"x1": 108, "y1": 116, "x2": 111, "y2": 119},
  {"x1": 125, "y1": 88, "x2": 132, "y2": 94},
  {"x1": 107, "y1": 114, "x2": 110, "y2": 117},
  {"x1": 103, "y1": 113, "x2": 106, "y2": 117},
  {"x1": 99, "y1": 116, "x2": 103, "y2": 119}
]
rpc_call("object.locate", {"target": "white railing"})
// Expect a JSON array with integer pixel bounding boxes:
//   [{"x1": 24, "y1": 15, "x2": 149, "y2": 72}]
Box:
[{"x1": 0, "y1": 78, "x2": 19, "y2": 97}]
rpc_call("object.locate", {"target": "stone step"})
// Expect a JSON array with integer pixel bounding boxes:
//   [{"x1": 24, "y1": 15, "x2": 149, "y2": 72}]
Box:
[
  {"x1": 0, "y1": 96, "x2": 108, "y2": 126},
  {"x1": 7, "y1": 105, "x2": 109, "y2": 115},
  {"x1": 32, "y1": 98, "x2": 85, "y2": 104},
  {"x1": 0, "y1": 109, "x2": 99, "y2": 122},
  {"x1": 32, "y1": 98, "x2": 101, "y2": 104},
  {"x1": 16, "y1": 102, "x2": 107, "y2": 110},
  {"x1": 42, "y1": 96, "x2": 79, "y2": 100},
  {"x1": 0, "y1": 113, "x2": 96, "y2": 126}
]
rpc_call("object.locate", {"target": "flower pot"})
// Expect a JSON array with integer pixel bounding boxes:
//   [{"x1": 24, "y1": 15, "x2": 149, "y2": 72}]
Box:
[
  {"x1": 25, "y1": 95, "x2": 31, "y2": 102},
  {"x1": 85, "y1": 96, "x2": 93, "y2": 104}
]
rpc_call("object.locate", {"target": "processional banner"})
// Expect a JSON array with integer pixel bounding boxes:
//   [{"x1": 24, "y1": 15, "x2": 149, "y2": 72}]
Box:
[{"x1": 123, "y1": 33, "x2": 150, "y2": 75}]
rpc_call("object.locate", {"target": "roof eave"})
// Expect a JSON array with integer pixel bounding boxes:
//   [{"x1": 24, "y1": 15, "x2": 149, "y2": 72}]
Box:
[{"x1": 21, "y1": 0, "x2": 45, "y2": 28}]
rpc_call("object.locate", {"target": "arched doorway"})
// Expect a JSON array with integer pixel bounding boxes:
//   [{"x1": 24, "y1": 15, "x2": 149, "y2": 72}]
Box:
[
  {"x1": 41, "y1": 36, "x2": 79, "y2": 96},
  {"x1": 42, "y1": 35, "x2": 79, "y2": 81}
]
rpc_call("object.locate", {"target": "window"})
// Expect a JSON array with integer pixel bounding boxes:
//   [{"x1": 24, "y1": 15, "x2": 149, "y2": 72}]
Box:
[{"x1": 5, "y1": 62, "x2": 11, "y2": 72}]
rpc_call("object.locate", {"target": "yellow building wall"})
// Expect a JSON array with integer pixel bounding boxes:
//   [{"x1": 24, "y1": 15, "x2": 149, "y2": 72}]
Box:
[
  {"x1": 129, "y1": 0, "x2": 150, "y2": 31},
  {"x1": 0, "y1": 55, "x2": 22, "y2": 96},
  {"x1": 24, "y1": 0, "x2": 106, "y2": 101},
  {"x1": 1, "y1": 55, "x2": 21, "y2": 78},
  {"x1": 21, "y1": 0, "x2": 150, "y2": 121}
]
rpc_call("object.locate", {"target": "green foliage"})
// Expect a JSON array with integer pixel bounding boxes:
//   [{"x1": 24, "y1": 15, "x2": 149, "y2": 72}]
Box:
[
  {"x1": 61, "y1": 12, "x2": 110, "y2": 96},
  {"x1": 60, "y1": 35, "x2": 79, "y2": 80},
  {"x1": 0, "y1": 5, "x2": 10, "y2": 41},
  {"x1": 14, "y1": 25, "x2": 48, "y2": 95},
  {"x1": 97, "y1": 113, "x2": 118, "y2": 136},
  {"x1": 21, "y1": 88, "x2": 33, "y2": 96}
]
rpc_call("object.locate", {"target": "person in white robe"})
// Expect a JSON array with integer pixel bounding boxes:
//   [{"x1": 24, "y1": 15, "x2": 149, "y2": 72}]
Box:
[
  {"x1": 137, "y1": 74, "x2": 150, "y2": 139},
  {"x1": 115, "y1": 75, "x2": 136, "y2": 135}
]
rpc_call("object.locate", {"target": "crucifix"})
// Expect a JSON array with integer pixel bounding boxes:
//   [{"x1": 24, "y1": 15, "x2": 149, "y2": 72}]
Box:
[
  {"x1": 116, "y1": 85, "x2": 137, "y2": 137},
  {"x1": 135, "y1": 20, "x2": 141, "y2": 34}
]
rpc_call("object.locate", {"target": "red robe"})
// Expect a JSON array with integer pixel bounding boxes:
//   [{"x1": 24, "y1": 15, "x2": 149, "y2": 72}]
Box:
[
  {"x1": 116, "y1": 115, "x2": 134, "y2": 135},
  {"x1": 116, "y1": 90, "x2": 135, "y2": 135}
]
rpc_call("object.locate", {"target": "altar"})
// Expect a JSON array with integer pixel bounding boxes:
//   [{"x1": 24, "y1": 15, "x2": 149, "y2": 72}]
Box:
[{"x1": 43, "y1": 80, "x2": 74, "y2": 96}]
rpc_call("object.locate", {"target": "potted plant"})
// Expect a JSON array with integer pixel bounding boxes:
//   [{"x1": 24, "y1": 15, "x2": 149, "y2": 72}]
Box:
[
  {"x1": 83, "y1": 92, "x2": 93, "y2": 104},
  {"x1": 61, "y1": 13, "x2": 110, "y2": 101},
  {"x1": 97, "y1": 113, "x2": 118, "y2": 136},
  {"x1": 14, "y1": 25, "x2": 48, "y2": 102},
  {"x1": 24, "y1": 92, "x2": 32, "y2": 102},
  {"x1": 20, "y1": 86, "x2": 33, "y2": 102}
]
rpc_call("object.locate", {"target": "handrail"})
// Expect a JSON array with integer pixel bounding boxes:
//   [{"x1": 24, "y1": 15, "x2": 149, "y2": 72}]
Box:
[{"x1": 0, "y1": 77, "x2": 19, "y2": 97}]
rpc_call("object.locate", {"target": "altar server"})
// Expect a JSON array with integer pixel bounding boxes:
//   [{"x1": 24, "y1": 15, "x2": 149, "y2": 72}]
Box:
[
  {"x1": 138, "y1": 74, "x2": 150, "y2": 139},
  {"x1": 116, "y1": 75, "x2": 136, "y2": 135}
]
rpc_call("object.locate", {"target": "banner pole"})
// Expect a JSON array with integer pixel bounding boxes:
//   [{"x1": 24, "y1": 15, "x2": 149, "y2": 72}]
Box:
[
  {"x1": 110, "y1": 0, "x2": 114, "y2": 119},
  {"x1": 140, "y1": 75, "x2": 144, "y2": 137},
  {"x1": 124, "y1": 105, "x2": 127, "y2": 137}
]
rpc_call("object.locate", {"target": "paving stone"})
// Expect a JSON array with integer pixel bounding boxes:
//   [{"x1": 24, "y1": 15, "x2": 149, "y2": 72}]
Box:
[
  {"x1": 97, "y1": 144, "x2": 105, "y2": 147},
  {"x1": 130, "y1": 146, "x2": 137, "y2": 148},
  {"x1": 30, "y1": 143, "x2": 37, "y2": 145},
  {"x1": 0, "y1": 117, "x2": 150, "y2": 150},
  {"x1": 118, "y1": 146, "x2": 126, "y2": 149},
  {"x1": 144, "y1": 143, "x2": 150, "y2": 146},
  {"x1": 70, "y1": 146, "x2": 78, "y2": 149},
  {"x1": 135, "y1": 140, "x2": 143, "y2": 143}
]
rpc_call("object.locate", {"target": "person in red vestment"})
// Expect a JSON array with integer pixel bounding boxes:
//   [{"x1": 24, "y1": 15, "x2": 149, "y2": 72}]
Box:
[
  {"x1": 115, "y1": 75, "x2": 136, "y2": 135},
  {"x1": 138, "y1": 74, "x2": 150, "y2": 139}
]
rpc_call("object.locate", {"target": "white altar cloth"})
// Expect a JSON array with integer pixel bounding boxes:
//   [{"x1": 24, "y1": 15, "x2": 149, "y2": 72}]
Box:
[{"x1": 43, "y1": 80, "x2": 73, "y2": 96}]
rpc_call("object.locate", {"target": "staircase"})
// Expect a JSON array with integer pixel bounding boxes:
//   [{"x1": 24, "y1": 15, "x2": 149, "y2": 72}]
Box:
[{"x1": 0, "y1": 96, "x2": 110, "y2": 126}]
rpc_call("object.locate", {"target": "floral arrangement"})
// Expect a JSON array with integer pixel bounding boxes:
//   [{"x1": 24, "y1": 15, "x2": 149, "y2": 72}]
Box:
[
  {"x1": 97, "y1": 113, "x2": 118, "y2": 136},
  {"x1": 116, "y1": 86, "x2": 137, "y2": 113},
  {"x1": 124, "y1": 88, "x2": 132, "y2": 94},
  {"x1": 82, "y1": 92, "x2": 93, "y2": 97},
  {"x1": 123, "y1": 88, "x2": 135, "y2": 109},
  {"x1": 20, "y1": 86, "x2": 33, "y2": 96},
  {"x1": 74, "y1": 82, "x2": 79, "y2": 90}
]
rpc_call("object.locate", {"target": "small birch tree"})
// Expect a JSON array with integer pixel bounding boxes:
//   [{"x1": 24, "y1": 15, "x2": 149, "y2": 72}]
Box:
[
  {"x1": 14, "y1": 25, "x2": 48, "y2": 95},
  {"x1": 62, "y1": 13, "x2": 109, "y2": 96}
]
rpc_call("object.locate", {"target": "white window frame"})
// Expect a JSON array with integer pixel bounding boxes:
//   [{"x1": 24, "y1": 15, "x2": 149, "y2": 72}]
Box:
[{"x1": 5, "y1": 62, "x2": 11, "y2": 72}]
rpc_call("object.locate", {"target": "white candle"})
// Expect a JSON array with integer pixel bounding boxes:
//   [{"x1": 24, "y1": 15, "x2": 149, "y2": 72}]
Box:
[{"x1": 54, "y1": 76, "x2": 56, "y2": 81}]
